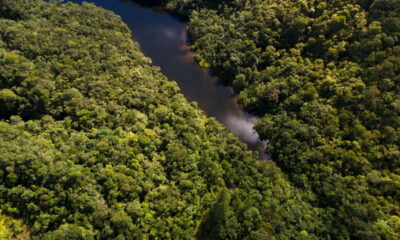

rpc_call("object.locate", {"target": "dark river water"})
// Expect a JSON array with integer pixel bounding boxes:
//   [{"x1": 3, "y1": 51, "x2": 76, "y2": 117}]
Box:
[{"x1": 68, "y1": 0, "x2": 268, "y2": 159}]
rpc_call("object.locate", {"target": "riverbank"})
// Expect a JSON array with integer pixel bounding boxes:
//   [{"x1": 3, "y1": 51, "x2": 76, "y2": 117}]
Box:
[{"x1": 69, "y1": 0, "x2": 269, "y2": 159}]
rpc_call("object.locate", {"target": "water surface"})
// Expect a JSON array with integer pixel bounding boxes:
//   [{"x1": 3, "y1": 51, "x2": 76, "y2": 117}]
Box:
[{"x1": 68, "y1": 0, "x2": 268, "y2": 159}]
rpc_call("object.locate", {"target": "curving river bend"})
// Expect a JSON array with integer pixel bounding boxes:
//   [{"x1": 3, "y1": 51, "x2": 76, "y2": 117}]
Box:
[{"x1": 69, "y1": 0, "x2": 269, "y2": 160}]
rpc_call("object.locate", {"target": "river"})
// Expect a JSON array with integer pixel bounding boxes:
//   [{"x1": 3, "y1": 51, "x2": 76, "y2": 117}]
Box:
[{"x1": 68, "y1": 0, "x2": 268, "y2": 160}]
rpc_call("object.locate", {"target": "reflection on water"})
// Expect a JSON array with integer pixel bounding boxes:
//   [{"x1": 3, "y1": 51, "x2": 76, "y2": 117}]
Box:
[
  {"x1": 224, "y1": 113, "x2": 258, "y2": 144},
  {"x1": 160, "y1": 27, "x2": 177, "y2": 39},
  {"x1": 68, "y1": 0, "x2": 270, "y2": 160}
]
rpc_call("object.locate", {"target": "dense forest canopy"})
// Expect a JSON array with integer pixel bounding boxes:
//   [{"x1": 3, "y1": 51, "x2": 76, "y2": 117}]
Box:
[
  {"x1": 0, "y1": 0, "x2": 335, "y2": 239},
  {"x1": 155, "y1": 0, "x2": 400, "y2": 239},
  {"x1": 1, "y1": 0, "x2": 400, "y2": 239}
]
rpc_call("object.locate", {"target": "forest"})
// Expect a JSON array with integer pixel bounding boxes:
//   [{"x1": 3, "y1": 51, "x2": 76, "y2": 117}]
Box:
[
  {"x1": 0, "y1": 0, "x2": 332, "y2": 239},
  {"x1": 159, "y1": 0, "x2": 400, "y2": 239},
  {"x1": 0, "y1": 0, "x2": 399, "y2": 239}
]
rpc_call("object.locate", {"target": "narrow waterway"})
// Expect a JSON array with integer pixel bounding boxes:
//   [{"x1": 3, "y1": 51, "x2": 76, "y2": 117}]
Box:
[{"x1": 69, "y1": 0, "x2": 268, "y2": 159}]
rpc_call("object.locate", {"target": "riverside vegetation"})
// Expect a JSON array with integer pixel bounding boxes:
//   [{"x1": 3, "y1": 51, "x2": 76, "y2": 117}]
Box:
[
  {"x1": 0, "y1": 0, "x2": 334, "y2": 239},
  {"x1": 1, "y1": 0, "x2": 400, "y2": 239},
  {"x1": 156, "y1": 0, "x2": 400, "y2": 239}
]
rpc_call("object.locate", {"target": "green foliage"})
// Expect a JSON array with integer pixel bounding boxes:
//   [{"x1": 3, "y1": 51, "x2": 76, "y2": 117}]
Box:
[
  {"x1": 0, "y1": 211, "x2": 29, "y2": 240},
  {"x1": 0, "y1": 0, "x2": 327, "y2": 239},
  {"x1": 162, "y1": 0, "x2": 400, "y2": 238}
]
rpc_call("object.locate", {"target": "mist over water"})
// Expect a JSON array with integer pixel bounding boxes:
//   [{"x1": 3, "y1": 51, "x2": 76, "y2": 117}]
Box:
[{"x1": 68, "y1": 0, "x2": 269, "y2": 159}]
